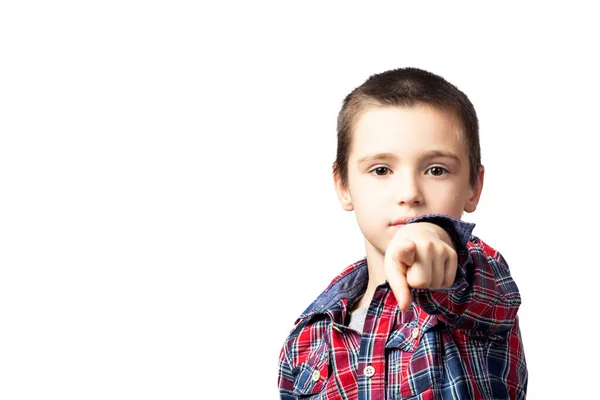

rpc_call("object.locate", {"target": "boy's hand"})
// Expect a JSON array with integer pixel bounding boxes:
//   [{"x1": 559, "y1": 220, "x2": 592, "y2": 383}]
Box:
[{"x1": 384, "y1": 222, "x2": 458, "y2": 311}]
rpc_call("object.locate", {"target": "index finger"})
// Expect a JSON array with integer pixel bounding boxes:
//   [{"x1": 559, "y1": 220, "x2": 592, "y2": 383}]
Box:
[{"x1": 384, "y1": 241, "x2": 414, "y2": 311}]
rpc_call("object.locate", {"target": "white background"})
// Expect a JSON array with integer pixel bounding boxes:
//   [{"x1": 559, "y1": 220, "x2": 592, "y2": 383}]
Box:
[{"x1": 1, "y1": 1, "x2": 598, "y2": 399}]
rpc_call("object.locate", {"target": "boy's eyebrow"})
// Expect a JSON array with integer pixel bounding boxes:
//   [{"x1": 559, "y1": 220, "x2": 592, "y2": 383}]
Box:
[
  {"x1": 420, "y1": 150, "x2": 462, "y2": 164},
  {"x1": 356, "y1": 150, "x2": 461, "y2": 165},
  {"x1": 356, "y1": 152, "x2": 398, "y2": 165}
]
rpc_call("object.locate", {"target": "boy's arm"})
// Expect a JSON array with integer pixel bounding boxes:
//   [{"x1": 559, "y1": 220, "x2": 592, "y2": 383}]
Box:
[{"x1": 407, "y1": 214, "x2": 521, "y2": 341}]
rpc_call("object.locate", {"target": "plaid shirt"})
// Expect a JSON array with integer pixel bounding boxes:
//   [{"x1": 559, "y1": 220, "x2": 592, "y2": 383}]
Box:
[{"x1": 278, "y1": 215, "x2": 527, "y2": 399}]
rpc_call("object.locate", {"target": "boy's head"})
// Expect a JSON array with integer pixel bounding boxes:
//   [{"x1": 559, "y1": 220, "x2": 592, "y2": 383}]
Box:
[{"x1": 333, "y1": 67, "x2": 485, "y2": 253}]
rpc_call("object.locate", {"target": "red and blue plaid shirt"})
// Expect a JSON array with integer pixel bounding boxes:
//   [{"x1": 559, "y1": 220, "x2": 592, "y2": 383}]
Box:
[{"x1": 278, "y1": 215, "x2": 527, "y2": 399}]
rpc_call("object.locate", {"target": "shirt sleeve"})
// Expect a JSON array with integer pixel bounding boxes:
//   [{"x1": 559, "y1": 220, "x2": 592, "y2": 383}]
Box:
[
  {"x1": 407, "y1": 214, "x2": 522, "y2": 341},
  {"x1": 278, "y1": 345, "x2": 297, "y2": 400}
]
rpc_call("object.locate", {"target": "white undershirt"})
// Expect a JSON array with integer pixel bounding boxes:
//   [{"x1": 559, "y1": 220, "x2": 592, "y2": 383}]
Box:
[{"x1": 347, "y1": 307, "x2": 368, "y2": 333}]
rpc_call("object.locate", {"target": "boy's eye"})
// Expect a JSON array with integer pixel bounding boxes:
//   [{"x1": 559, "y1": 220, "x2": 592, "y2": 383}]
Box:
[
  {"x1": 371, "y1": 166, "x2": 390, "y2": 176},
  {"x1": 426, "y1": 166, "x2": 448, "y2": 176}
]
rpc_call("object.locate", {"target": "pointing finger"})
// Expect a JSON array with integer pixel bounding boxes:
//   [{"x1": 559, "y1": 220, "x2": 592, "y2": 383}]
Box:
[{"x1": 385, "y1": 240, "x2": 415, "y2": 311}]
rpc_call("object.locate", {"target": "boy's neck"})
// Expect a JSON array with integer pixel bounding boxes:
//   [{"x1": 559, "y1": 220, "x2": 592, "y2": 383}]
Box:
[{"x1": 351, "y1": 239, "x2": 387, "y2": 312}]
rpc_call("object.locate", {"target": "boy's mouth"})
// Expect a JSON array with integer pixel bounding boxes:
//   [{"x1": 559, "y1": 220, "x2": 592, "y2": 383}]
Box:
[{"x1": 390, "y1": 216, "x2": 418, "y2": 226}]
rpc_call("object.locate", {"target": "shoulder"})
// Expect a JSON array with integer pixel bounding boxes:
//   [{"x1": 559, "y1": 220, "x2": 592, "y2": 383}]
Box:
[
  {"x1": 467, "y1": 235, "x2": 510, "y2": 269},
  {"x1": 466, "y1": 235, "x2": 520, "y2": 297},
  {"x1": 468, "y1": 235, "x2": 501, "y2": 256}
]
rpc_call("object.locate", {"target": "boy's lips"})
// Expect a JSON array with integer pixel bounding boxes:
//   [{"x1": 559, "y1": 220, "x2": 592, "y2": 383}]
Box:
[{"x1": 390, "y1": 216, "x2": 418, "y2": 226}]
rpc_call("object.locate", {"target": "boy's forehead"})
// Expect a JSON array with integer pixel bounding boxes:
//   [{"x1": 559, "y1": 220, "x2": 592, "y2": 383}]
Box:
[
  {"x1": 350, "y1": 105, "x2": 466, "y2": 159},
  {"x1": 353, "y1": 104, "x2": 461, "y2": 134}
]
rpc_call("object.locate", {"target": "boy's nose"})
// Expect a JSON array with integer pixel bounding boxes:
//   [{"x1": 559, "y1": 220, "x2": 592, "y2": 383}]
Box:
[{"x1": 395, "y1": 174, "x2": 423, "y2": 206}]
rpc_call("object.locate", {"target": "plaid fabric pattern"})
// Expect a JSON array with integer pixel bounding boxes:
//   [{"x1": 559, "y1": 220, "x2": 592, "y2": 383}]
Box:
[{"x1": 278, "y1": 215, "x2": 527, "y2": 399}]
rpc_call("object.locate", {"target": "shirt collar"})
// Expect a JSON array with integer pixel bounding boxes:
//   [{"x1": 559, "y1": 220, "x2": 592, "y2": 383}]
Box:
[
  {"x1": 292, "y1": 257, "x2": 442, "y2": 348},
  {"x1": 295, "y1": 257, "x2": 369, "y2": 323}
]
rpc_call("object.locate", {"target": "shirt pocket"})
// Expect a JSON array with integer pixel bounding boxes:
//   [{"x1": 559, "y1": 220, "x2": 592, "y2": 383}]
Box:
[
  {"x1": 291, "y1": 346, "x2": 333, "y2": 399},
  {"x1": 385, "y1": 324, "x2": 443, "y2": 399}
]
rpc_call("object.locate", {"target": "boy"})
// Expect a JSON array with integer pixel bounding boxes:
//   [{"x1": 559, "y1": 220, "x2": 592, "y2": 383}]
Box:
[{"x1": 277, "y1": 67, "x2": 527, "y2": 399}]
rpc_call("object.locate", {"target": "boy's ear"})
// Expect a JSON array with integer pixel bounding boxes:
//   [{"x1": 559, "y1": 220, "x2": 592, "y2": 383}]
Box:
[
  {"x1": 464, "y1": 165, "x2": 485, "y2": 213},
  {"x1": 333, "y1": 167, "x2": 354, "y2": 211}
]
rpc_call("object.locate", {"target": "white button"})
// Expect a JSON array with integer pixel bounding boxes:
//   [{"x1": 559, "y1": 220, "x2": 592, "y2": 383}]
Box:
[
  {"x1": 363, "y1": 365, "x2": 375, "y2": 377},
  {"x1": 311, "y1": 370, "x2": 320, "y2": 381},
  {"x1": 412, "y1": 328, "x2": 419, "y2": 339}
]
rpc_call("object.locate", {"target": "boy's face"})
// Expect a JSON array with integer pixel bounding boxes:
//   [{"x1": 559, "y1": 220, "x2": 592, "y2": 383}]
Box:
[{"x1": 334, "y1": 105, "x2": 484, "y2": 256}]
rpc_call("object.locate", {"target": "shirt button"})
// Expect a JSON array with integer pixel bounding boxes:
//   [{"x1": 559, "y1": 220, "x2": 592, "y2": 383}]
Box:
[
  {"x1": 363, "y1": 365, "x2": 375, "y2": 377},
  {"x1": 412, "y1": 328, "x2": 419, "y2": 339},
  {"x1": 311, "y1": 370, "x2": 321, "y2": 381}
]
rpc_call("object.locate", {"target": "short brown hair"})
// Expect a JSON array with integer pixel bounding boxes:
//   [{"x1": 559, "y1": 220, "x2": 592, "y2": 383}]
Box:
[{"x1": 333, "y1": 67, "x2": 480, "y2": 188}]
